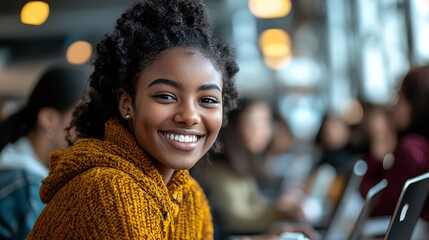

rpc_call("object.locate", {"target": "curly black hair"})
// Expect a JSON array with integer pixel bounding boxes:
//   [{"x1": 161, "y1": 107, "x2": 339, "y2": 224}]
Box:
[{"x1": 70, "y1": 0, "x2": 239, "y2": 141}]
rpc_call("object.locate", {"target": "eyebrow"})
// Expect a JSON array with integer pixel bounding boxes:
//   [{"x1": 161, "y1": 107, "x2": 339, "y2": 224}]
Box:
[
  {"x1": 147, "y1": 79, "x2": 181, "y2": 89},
  {"x1": 198, "y1": 83, "x2": 222, "y2": 92},
  {"x1": 147, "y1": 78, "x2": 222, "y2": 92}
]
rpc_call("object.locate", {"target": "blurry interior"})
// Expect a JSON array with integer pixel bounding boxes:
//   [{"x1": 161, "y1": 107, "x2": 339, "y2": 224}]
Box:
[{"x1": 1, "y1": 0, "x2": 429, "y2": 239}]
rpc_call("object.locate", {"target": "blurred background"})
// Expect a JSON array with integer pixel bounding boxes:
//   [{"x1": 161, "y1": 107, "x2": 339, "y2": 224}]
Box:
[{"x1": 1, "y1": 0, "x2": 429, "y2": 143}]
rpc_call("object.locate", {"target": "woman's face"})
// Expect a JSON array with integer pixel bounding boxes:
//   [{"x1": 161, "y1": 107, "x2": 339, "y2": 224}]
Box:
[
  {"x1": 239, "y1": 102, "x2": 273, "y2": 154},
  {"x1": 321, "y1": 117, "x2": 350, "y2": 150},
  {"x1": 122, "y1": 47, "x2": 223, "y2": 175}
]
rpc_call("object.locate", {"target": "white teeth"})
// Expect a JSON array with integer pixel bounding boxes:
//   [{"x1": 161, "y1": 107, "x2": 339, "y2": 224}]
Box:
[{"x1": 165, "y1": 133, "x2": 198, "y2": 143}]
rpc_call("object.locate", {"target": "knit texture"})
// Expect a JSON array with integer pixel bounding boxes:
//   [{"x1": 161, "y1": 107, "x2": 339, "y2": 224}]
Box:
[{"x1": 26, "y1": 119, "x2": 213, "y2": 239}]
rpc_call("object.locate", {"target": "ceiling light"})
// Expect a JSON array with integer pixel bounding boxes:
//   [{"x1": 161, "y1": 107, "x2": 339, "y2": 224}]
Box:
[
  {"x1": 66, "y1": 41, "x2": 93, "y2": 65},
  {"x1": 21, "y1": 1, "x2": 50, "y2": 25},
  {"x1": 248, "y1": 0, "x2": 292, "y2": 19},
  {"x1": 259, "y1": 29, "x2": 292, "y2": 58}
]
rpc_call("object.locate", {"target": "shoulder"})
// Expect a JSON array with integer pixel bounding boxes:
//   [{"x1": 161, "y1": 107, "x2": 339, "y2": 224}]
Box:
[
  {"x1": 77, "y1": 167, "x2": 152, "y2": 193},
  {"x1": 182, "y1": 175, "x2": 210, "y2": 202},
  {"x1": 0, "y1": 170, "x2": 43, "y2": 216},
  {"x1": 0, "y1": 169, "x2": 43, "y2": 194},
  {"x1": 398, "y1": 134, "x2": 429, "y2": 147},
  {"x1": 395, "y1": 134, "x2": 429, "y2": 167},
  {"x1": 396, "y1": 134, "x2": 429, "y2": 155},
  {"x1": 185, "y1": 175, "x2": 206, "y2": 194}
]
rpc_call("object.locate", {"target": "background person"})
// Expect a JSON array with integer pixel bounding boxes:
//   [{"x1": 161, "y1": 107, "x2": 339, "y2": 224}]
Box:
[
  {"x1": 0, "y1": 65, "x2": 87, "y2": 240},
  {"x1": 359, "y1": 64, "x2": 429, "y2": 221}
]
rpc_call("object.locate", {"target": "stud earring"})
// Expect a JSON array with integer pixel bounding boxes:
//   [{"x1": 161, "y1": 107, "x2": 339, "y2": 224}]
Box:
[{"x1": 124, "y1": 113, "x2": 130, "y2": 120}]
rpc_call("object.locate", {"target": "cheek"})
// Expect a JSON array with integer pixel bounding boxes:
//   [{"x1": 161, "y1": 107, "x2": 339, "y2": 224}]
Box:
[
  {"x1": 206, "y1": 110, "x2": 223, "y2": 138},
  {"x1": 134, "y1": 107, "x2": 163, "y2": 136},
  {"x1": 55, "y1": 118, "x2": 73, "y2": 148}
]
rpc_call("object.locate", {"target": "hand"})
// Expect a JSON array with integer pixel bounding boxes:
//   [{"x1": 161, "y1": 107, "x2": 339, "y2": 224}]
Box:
[{"x1": 276, "y1": 188, "x2": 307, "y2": 221}]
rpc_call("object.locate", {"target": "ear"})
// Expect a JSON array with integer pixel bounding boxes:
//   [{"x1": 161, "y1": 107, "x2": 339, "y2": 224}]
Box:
[
  {"x1": 38, "y1": 107, "x2": 59, "y2": 130},
  {"x1": 118, "y1": 91, "x2": 134, "y2": 120}
]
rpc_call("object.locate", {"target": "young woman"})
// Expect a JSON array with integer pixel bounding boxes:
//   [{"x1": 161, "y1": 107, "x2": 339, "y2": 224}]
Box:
[
  {"x1": 0, "y1": 65, "x2": 86, "y2": 239},
  {"x1": 27, "y1": 0, "x2": 239, "y2": 239},
  {"x1": 359, "y1": 65, "x2": 429, "y2": 221}
]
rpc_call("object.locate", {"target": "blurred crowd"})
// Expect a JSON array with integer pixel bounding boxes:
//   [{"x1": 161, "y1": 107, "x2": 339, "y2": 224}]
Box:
[{"x1": 192, "y1": 64, "x2": 429, "y2": 239}]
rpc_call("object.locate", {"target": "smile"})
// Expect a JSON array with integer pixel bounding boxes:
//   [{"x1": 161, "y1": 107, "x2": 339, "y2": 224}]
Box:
[{"x1": 163, "y1": 133, "x2": 198, "y2": 143}]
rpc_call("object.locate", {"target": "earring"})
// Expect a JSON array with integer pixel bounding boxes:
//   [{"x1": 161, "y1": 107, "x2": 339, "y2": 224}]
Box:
[{"x1": 124, "y1": 113, "x2": 130, "y2": 120}]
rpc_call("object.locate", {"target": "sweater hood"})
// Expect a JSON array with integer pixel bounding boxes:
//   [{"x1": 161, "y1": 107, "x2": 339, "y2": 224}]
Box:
[{"x1": 40, "y1": 118, "x2": 189, "y2": 204}]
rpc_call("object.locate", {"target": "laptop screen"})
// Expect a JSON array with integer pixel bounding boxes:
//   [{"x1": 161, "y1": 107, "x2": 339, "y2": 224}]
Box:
[{"x1": 384, "y1": 172, "x2": 429, "y2": 240}]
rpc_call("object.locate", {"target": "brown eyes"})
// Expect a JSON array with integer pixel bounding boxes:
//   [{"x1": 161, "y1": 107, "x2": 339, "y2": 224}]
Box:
[{"x1": 153, "y1": 93, "x2": 219, "y2": 105}]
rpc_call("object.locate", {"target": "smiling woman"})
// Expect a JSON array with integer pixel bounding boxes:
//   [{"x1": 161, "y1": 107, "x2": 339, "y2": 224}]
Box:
[{"x1": 26, "y1": 0, "x2": 239, "y2": 239}]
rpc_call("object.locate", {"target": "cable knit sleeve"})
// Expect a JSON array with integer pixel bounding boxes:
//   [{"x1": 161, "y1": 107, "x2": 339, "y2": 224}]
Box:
[{"x1": 28, "y1": 167, "x2": 166, "y2": 239}]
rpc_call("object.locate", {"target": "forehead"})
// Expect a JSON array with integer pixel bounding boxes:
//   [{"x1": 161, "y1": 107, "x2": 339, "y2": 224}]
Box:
[{"x1": 137, "y1": 47, "x2": 222, "y2": 87}]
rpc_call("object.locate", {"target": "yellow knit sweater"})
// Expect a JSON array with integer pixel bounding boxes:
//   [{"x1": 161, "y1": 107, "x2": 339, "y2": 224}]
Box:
[{"x1": 27, "y1": 119, "x2": 213, "y2": 239}]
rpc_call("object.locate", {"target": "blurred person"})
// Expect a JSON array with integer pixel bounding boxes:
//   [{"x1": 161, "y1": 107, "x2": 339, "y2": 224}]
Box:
[
  {"x1": 355, "y1": 102, "x2": 397, "y2": 167},
  {"x1": 359, "y1": 65, "x2": 429, "y2": 221},
  {"x1": 313, "y1": 114, "x2": 357, "y2": 173},
  {"x1": 261, "y1": 112, "x2": 296, "y2": 197},
  {"x1": 193, "y1": 98, "x2": 315, "y2": 239},
  {"x1": 0, "y1": 65, "x2": 86, "y2": 240},
  {"x1": 27, "y1": 0, "x2": 240, "y2": 239},
  {"x1": 304, "y1": 114, "x2": 362, "y2": 226}
]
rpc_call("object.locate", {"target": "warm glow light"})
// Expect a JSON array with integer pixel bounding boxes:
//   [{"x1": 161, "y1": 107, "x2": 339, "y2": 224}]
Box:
[
  {"x1": 21, "y1": 1, "x2": 50, "y2": 25},
  {"x1": 248, "y1": 0, "x2": 292, "y2": 18},
  {"x1": 263, "y1": 44, "x2": 291, "y2": 58},
  {"x1": 66, "y1": 41, "x2": 93, "y2": 65},
  {"x1": 259, "y1": 29, "x2": 292, "y2": 58},
  {"x1": 263, "y1": 55, "x2": 292, "y2": 70}
]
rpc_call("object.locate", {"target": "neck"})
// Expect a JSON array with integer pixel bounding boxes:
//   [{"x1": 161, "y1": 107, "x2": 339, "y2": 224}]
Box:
[
  {"x1": 162, "y1": 170, "x2": 174, "y2": 184},
  {"x1": 26, "y1": 129, "x2": 50, "y2": 167},
  {"x1": 152, "y1": 159, "x2": 175, "y2": 184}
]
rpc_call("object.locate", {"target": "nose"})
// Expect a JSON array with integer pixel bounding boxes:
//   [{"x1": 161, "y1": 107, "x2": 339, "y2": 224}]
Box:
[{"x1": 173, "y1": 100, "x2": 201, "y2": 126}]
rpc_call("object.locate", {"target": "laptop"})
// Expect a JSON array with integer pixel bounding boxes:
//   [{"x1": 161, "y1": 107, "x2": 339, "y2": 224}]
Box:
[
  {"x1": 383, "y1": 171, "x2": 429, "y2": 240},
  {"x1": 275, "y1": 175, "x2": 388, "y2": 240},
  {"x1": 321, "y1": 159, "x2": 367, "y2": 239},
  {"x1": 348, "y1": 178, "x2": 388, "y2": 240}
]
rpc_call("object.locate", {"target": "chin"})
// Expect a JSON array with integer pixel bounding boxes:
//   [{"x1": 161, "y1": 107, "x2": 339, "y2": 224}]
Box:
[
  {"x1": 167, "y1": 160, "x2": 198, "y2": 171},
  {"x1": 178, "y1": 162, "x2": 198, "y2": 170}
]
